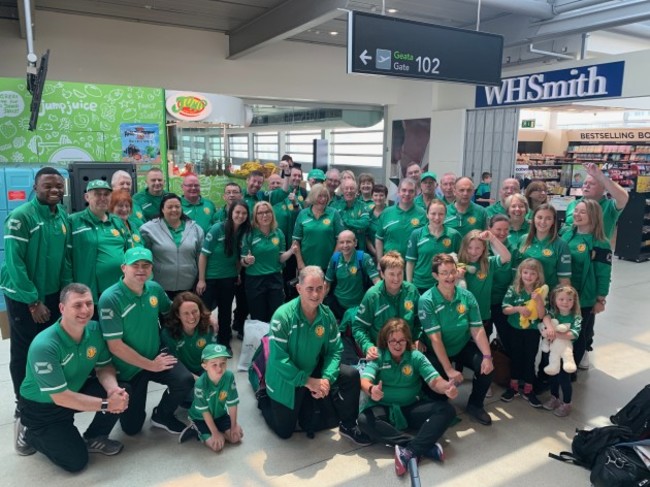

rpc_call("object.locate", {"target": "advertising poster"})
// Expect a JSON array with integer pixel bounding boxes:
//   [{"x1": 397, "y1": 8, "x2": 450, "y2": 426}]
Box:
[
  {"x1": 120, "y1": 123, "x2": 160, "y2": 163},
  {"x1": 390, "y1": 118, "x2": 431, "y2": 178}
]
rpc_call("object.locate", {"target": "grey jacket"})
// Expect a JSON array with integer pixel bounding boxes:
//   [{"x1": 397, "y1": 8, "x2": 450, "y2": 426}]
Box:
[{"x1": 140, "y1": 218, "x2": 204, "y2": 292}]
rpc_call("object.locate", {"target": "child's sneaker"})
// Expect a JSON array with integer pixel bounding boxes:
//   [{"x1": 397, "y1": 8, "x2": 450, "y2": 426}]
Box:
[
  {"x1": 553, "y1": 403, "x2": 572, "y2": 417},
  {"x1": 500, "y1": 388, "x2": 518, "y2": 402},
  {"x1": 542, "y1": 396, "x2": 562, "y2": 411},
  {"x1": 423, "y1": 442, "x2": 445, "y2": 462},
  {"x1": 339, "y1": 424, "x2": 372, "y2": 446},
  {"x1": 523, "y1": 392, "x2": 542, "y2": 408},
  {"x1": 394, "y1": 445, "x2": 416, "y2": 476}
]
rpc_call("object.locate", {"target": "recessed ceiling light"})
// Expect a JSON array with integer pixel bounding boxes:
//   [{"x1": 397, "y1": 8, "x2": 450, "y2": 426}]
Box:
[
  {"x1": 387, "y1": 8, "x2": 398, "y2": 13},
  {"x1": 329, "y1": 31, "x2": 339, "y2": 36}
]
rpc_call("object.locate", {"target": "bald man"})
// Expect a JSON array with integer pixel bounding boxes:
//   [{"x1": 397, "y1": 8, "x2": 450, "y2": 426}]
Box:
[{"x1": 486, "y1": 178, "x2": 520, "y2": 218}]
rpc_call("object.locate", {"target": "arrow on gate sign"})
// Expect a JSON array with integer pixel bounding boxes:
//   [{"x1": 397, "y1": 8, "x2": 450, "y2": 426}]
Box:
[{"x1": 359, "y1": 49, "x2": 372, "y2": 65}]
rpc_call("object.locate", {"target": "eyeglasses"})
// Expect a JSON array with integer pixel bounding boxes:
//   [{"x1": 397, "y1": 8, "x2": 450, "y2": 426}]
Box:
[
  {"x1": 257, "y1": 210, "x2": 272, "y2": 216},
  {"x1": 225, "y1": 191, "x2": 241, "y2": 196},
  {"x1": 437, "y1": 270, "x2": 458, "y2": 277},
  {"x1": 183, "y1": 184, "x2": 200, "y2": 188},
  {"x1": 388, "y1": 339, "x2": 407, "y2": 347}
]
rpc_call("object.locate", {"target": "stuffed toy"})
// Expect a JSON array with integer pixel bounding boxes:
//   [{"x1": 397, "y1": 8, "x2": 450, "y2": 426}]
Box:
[
  {"x1": 539, "y1": 319, "x2": 577, "y2": 375},
  {"x1": 449, "y1": 253, "x2": 475, "y2": 290},
  {"x1": 519, "y1": 284, "x2": 549, "y2": 329}
]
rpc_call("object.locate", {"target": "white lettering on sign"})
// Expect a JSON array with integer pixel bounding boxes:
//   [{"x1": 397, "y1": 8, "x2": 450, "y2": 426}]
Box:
[
  {"x1": 483, "y1": 66, "x2": 607, "y2": 106},
  {"x1": 39, "y1": 101, "x2": 98, "y2": 116}
]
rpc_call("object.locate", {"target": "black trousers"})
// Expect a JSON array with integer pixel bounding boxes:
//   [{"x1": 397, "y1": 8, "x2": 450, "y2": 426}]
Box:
[
  {"x1": 7, "y1": 292, "x2": 61, "y2": 399},
  {"x1": 358, "y1": 399, "x2": 456, "y2": 455},
  {"x1": 573, "y1": 306, "x2": 595, "y2": 366},
  {"x1": 323, "y1": 293, "x2": 346, "y2": 321},
  {"x1": 119, "y1": 362, "x2": 193, "y2": 435},
  {"x1": 203, "y1": 277, "x2": 237, "y2": 345},
  {"x1": 491, "y1": 303, "x2": 511, "y2": 357},
  {"x1": 261, "y1": 364, "x2": 361, "y2": 439},
  {"x1": 233, "y1": 271, "x2": 249, "y2": 332},
  {"x1": 509, "y1": 328, "x2": 540, "y2": 385},
  {"x1": 427, "y1": 340, "x2": 493, "y2": 408},
  {"x1": 245, "y1": 273, "x2": 284, "y2": 323},
  {"x1": 19, "y1": 377, "x2": 124, "y2": 473},
  {"x1": 283, "y1": 255, "x2": 299, "y2": 302}
]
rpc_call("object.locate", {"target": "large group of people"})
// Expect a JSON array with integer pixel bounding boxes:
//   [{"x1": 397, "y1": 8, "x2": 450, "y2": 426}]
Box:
[{"x1": 1, "y1": 157, "x2": 626, "y2": 477}]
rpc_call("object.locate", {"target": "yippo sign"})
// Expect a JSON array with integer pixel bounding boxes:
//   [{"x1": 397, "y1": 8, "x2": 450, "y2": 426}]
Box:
[{"x1": 166, "y1": 92, "x2": 212, "y2": 121}]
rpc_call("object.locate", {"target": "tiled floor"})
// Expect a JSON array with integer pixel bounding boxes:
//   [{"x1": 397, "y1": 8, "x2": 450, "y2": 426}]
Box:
[{"x1": 0, "y1": 259, "x2": 648, "y2": 486}]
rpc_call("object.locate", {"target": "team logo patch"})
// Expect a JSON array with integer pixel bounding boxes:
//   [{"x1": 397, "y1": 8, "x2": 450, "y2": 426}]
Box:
[
  {"x1": 402, "y1": 365, "x2": 413, "y2": 376},
  {"x1": 100, "y1": 308, "x2": 114, "y2": 320},
  {"x1": 219, "y1": 391, "x2": 228, "y2": 401},
  {"x1": 577, "y1": 243, "x2": 587, "y2": 253},
  {"x1": 149, "y1": 296, "x2": 158, "y2": 307},
  {"x1": 205, "y1": 232, "x2": 213, "y2": 241},
  {"x1": 136, "y1": 212, "x2": 143, "y2": 219},
  {"x1": 133, "y1": 235, "x2": 141, "y2": 243},
  {"x1": 349, "y1": 266, "x2": 358, "y2": 275},
  {"x1": 197, "y1": 338, "x2": 207, "y2": 348},
  {"x1": 404, "y1": 300, "x2": 414, "y2": 311},
  {"x1": 477, "y1": 272, "x2": 487, "y2": 280},
  {"x1": 298, "y1": 196, "x2": 304, "y2": 202},
  {"x1": 442, "y1": 238, "x2": 451, "y2": 247},
  {"x1": 8, "y1": 219, "x2": 21, "y2": 231},
  {"x1": 86, "y1": 346, "x2": 97, "y2": 359},
  {"x1": 204, "y1": 207, "x2": 211, "y2": 215},
  {"x1": 111, "y1": 229, "x2": 120, "y2": 237},
  {"x1": 322, "y1": 218, "x2": 331, "y2": 226},
  {"x1": 457, "y1": 304, "x2": 466, "y2": 314},
  {"x1": 411, "y1": 218, "x2": 420, "y2": 226},
  {"x1": 272, "y1": 237, "x2": 280, "y2": 246},
  {"x1": 61, "y1": 223, "x2": 67, "y2": 234},
  {"x1": 35, "y1": 362, "x2": 53, "y2": 374},
  {"x1": 315, "y1": 325, "x2": 325, "y2": 337},
  {"x1": 542, "y1": 249, "x2": 553, "y2": 257},
  {"x1": 467, "y1": 217, "x2": 477, "y2": 225}
]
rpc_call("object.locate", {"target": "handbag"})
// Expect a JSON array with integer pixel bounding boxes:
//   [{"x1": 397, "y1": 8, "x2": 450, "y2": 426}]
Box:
[{"x1": 590, "y1": 441, "x2": 650, "y2": 487}]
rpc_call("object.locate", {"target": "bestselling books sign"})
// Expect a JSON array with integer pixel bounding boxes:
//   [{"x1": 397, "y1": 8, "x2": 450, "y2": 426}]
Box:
[{"x1": 0, "y1": 77, "x2": 165, "y2": 164}]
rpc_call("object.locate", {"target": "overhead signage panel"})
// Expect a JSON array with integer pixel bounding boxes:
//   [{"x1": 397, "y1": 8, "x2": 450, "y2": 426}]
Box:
[
  {"x1": 475, "y1": 61, "x2": 625, "y2": 108},
  {"x1": 347, "y1": 11, "x2": 503, "y2": 85}
]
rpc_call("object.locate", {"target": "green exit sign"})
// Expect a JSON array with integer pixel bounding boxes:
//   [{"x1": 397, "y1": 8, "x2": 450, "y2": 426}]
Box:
[{"x1": 521, "y1": 119, "x2": 536, "y2": 128}]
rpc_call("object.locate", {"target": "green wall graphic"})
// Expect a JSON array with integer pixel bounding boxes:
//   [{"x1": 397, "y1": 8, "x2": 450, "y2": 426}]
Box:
[{"x1": 0, "y1": 77, "x2": 165, "y2": 164}]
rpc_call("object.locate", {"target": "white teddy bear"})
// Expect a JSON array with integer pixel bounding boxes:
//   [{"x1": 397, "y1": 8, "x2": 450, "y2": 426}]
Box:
[{"x1": 539, "y1": 319, "x2": 577, "y2": 375}]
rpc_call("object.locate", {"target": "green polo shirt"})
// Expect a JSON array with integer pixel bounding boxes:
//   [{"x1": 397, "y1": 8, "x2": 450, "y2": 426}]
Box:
[
  {"x1": 243, "y1": 188, "x2": 288, "y2": 214},
  {"x1": 325, "y1": 251, "x2": 379, "y2": 308},
  {"x1": 188, "y1": 370, "x2": 239, "y2": 426},
  {"x1": 406, "y1": 226, "x2": 462, "y2": 291},
  {"x1": 444, "y1": 202, "x2": 487, "y2": 238},
  {"x1": 164, "y1": 220, "x2": 186, "y2": 247},
  {"x1": 367, "y1": 208, "x2": 384, "y2": 249},
  {"x1": 502, "y1": 286, "x2": 543, "y2": 330},
  {"x1": 241, "y1": 228, "x2": 286, "y2": 276},
  {"x1": 562, "y1": 196, "x2": 623, "y2": 240},
  {"x1": 213, "y1": 205, "x2": 228, "y2": 224},
  {"x1": 517, "y1": 234, "x2": 571, "y2": 289},
  {"x1": 181, "y1": 196, "x2": 217, "y2": 234},
  {"x1": 201, "y1": 223, "x2": 239, "y2": 279},
  {"x1": 360, "y1": 349, "x2": 438, "y2": 410},
  {"x1": 485, "y1": 201, "x2": 507, "y2": 218},
  {"x1": 20, "y1": 319, "x2": 112, "y2": 403},
  {"x1": 332, "y1": 199, "x2": 371, "y2": 252},
  {"x1": 464, "y1": 256, "x2": 503, "y2": 320},
  {"x1": 133, "y1": 188, "x2": 165, "y2": 222},
  {"x1": 353, "y1": 281, "x2": 421, "y2": 354},
  {"x1": 124, "y1": 216, "x2": 144, "y2": 248},
  {"x1": 274, "y1": 190, "x2": 305, "y2": 250},
  {"x1": 265, "y1": 298, "x2": 342, "y2": 409},
  {"x1": 548, "y1": 312, "x2": 582, "y2": 341},
  {"x1": 293, "y1": 206, "x2": 344, "y2": 270},
  {"x1": 161, "y1": 327, "x2": 218, "y2": 376},
  {"x1": 376, "y1": 204, "x2": 426, "y2": 257},
  {"x1": 491, "y1": 243, "x2": 515, "y2": 305},
  {"x1": 507, "y1": 221, "x2": 530, "y2": 248},
  {"x1": 561, "y1": 229, "x2": 612, "y2": 307},
  {"x1": 99, "y1": 279, "x2": 171, "y2": 380},
  {"x1": 69, "y1": 208, "x2": 129, "y2": 302},
  {"x1": 413, "y1": 194, "x2": 435, "y2": 210},
  {"x1": 418, "y1": 286, "x2": 483, "y2": 357}
]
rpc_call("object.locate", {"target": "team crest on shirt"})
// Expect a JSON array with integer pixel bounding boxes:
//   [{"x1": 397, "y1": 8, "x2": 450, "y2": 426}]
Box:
[
  {"x1": 111, "y1": 229, "x2": 120, "y2": 237},
  {"x1": 477, "y1": 272, "x2": 487, "y2": 280},
  {"x1": 457, "y1": 304, "x2": 466, "y2": 314},
  {"x1": 404, "y1": 300, "x2": 414, "y2": 311},
  {"x1": 34, "y1": 361, "x2": 53, "y2": 374},
  {"x1": 402, "y1": 365, "x2": 413, "y2": 376},
  {"x1": 8, "y1": 219, "x2": 21, "y2": 231},
  {"x1": 467, "y1": 217, "x2": 477, "y2": 225},
  {"x1": 577, "y1": 243, "x2": 587, "y2": 253},
  {"x1": 323, "y1": 219, "x2": 331, "y2": 226},
  {"x1": 349, "y1": 266, "x2": 358, "y2": 275},
  {"x1": 315, "y1": 325, "x2": 325, "y2": 337},
  {"x1": 133, "y1": 235, "x2": 141, "y2": 243},
  {"x1": 272, "y1": 237, "x2": 280, "y2": 246},
  {"x1": 86, "y1": 346, "x2": 97, "y2": 359},
  {"x1": 100, "y1": 308, "x2": 113, "y2": 320},
  {"x1": 298, "y1": 196, "x2": 304, "y2": 202},
  {"x1": 61, "y1": 223, "x2": 67, "y2": 234},
  {"x1": 219, "y1": 391, "x2": 228, "y2": 402},
  {"x1": 411, "y1": 218, "x2": 420, "y2": 226},
  {"x1": 204, "y1": 207, "x2": 211, "y2": 215},
  {"x1": 196, "y1": 338, "x2": 207, "y2": 348},
  {"x1": 136, "y1": 212, "x2": 143, "y2": 219},
  {"x1": 442, "y1": 238, "x2": 451, "y2": 247},
  {"x1": 149, "y1": 296, "x2": 158, "y2": 307},
  {"x1": 542, "y1": 249, "x2": 553, "y2": 257}
]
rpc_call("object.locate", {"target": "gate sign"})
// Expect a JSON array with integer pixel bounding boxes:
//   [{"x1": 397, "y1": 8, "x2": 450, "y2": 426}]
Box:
[
  {"x1": 347, "y1": 11, "x2": 503, "y2": 85},
  {"x1": 475, "y1": 61, "x2": 625, "y2": 108}
]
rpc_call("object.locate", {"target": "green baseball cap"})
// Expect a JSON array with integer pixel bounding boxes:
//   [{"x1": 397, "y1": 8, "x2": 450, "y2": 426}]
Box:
[
  {"x1": 307, "y1": 169, "x2": 326, "y2": 182},
  {"x1": 86, "y1": 179, "x2": 112, "y2": 191},
  {"x1": 202, "y1": 344, "x2": 232, "y2": 361},
  {"x1": 421, "y1": 172, "x2": 437, "y2": 182},
  {"x1": 124, "y1": 247, "x2": 153, "y2": 265}
]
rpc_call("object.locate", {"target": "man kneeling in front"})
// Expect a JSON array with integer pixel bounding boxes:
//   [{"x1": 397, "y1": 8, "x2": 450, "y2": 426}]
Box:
[{"x1": 15, "y1": 283, "x2": 129, "y2": 472}]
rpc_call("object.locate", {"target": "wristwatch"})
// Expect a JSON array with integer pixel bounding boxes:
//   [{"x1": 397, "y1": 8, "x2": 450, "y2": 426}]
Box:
[{"x1": 101, "y1": 399, "x2": 109, "y2": 413}]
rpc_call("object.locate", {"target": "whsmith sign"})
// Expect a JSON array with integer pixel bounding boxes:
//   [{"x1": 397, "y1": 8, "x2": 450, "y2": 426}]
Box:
[{"x1": 475, "y1": 61, "x2": 624, "y2": 108}]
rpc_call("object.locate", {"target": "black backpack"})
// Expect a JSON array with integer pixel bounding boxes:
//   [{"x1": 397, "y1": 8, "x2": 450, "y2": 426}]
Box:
[
  {"x1": 549, "y1": 425, "x2": 639, "y2": 469},
  {"x1": 590, "y1": 440, "x2": 650, "y2": 487},
  {"x1": 611, "y1": 385, "x2": 650, "y2": 439}
]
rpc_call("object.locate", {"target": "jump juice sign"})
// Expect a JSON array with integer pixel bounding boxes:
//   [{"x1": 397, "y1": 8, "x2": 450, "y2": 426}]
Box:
[{"x1": 475, "y1": 61, "x2": 625, "y2": 108}]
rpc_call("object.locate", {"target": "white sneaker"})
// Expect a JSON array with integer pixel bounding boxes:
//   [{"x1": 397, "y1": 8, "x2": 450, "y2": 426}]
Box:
[{"x1": 578, "y1": 352, "x2": 589, "y2": 370}]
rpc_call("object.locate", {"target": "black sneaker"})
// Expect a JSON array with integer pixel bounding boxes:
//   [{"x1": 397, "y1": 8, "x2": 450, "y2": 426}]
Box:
[
  {"x1": 151, "y1": 408, "x2": 186, "y2": 434},
  {"x1": 423, "y1": 442, "x2": 445, "y2": 462},
  {"x1": 14, "y1": 417, "x2": 36, "y2": 456},
  {"x1": 466, "y1": 404, "x2": 492, "y2": 425},
  {"x1": 523, "y1": 392, "x2": 542, "y2": 408},
  {"x1": 339, "y1": 424, "x2": 372, "y2": 446},
  {"x1": 179, "y1": 423, "x2": 201, "y2": 444},
  {"x1": 85, "y1": 436, "x2": 124, "y2": 456},
  {"x1": 500, "y1": 388, "x2": 518, "y2": 402}
]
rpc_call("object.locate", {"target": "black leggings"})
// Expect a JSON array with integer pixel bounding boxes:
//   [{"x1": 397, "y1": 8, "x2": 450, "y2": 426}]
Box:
[
  {"x1": 509, "y1": 328, "x2": 540, "y2": 385},
  {"x1": 549, "y1": 369, "x2": 572, "y2": 403},
  {"x1": 203, "y1": 277, "x2": 237, "y2": 345},
  {"x1": 573, "y1": 306, "x2": 595, "y2": 366}
]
